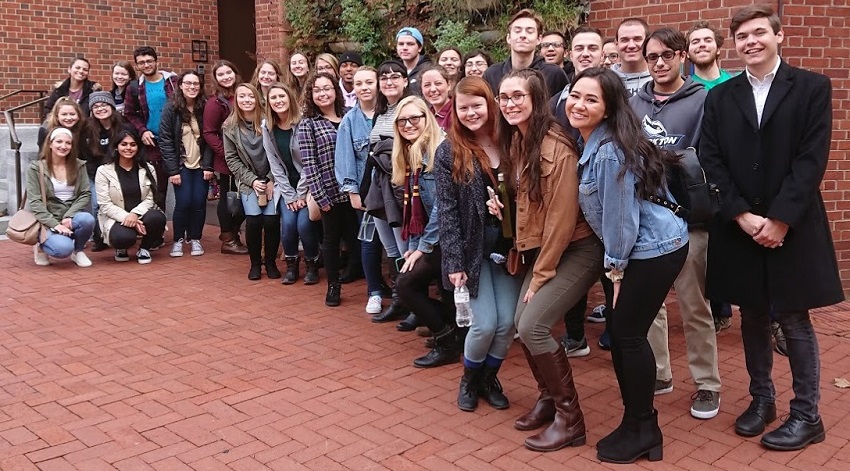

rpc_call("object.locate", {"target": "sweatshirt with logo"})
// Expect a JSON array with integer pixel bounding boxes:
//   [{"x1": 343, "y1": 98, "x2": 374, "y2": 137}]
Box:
[{"x1": 629, "y1": 76, "x2": 707, "y2": 151}]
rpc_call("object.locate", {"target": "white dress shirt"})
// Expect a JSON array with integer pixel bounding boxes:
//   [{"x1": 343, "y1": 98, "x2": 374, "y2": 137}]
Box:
[{"x1": 745, "y1": 56, "x2": 781, "y2": 126}]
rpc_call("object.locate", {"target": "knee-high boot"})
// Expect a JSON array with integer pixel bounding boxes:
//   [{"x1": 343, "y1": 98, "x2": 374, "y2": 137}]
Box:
[
  {"x1": 524, "y1": 347, "x2": 586, "y2": 452},
  {"x1": 514, "y1": 343, "x2": 556, "y2": 431},
  {"x1": 245, "y1": 216, "x2": 263, "y2": 280}
]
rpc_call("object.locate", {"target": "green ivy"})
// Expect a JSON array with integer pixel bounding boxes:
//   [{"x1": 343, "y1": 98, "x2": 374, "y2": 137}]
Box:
[{"x1": 432, "y1": 19, "x2": 483, "y2": 54}]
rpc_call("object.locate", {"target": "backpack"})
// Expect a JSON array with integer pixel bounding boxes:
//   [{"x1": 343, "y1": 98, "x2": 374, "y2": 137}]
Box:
[{"x1": 648, "y1": 147, "x2": 719, "y2": 227}]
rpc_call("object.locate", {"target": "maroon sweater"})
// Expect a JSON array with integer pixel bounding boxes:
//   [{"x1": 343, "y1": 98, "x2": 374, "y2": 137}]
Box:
[{"x1": 202, "y1": 95, "x2": 233, "y2": 174}]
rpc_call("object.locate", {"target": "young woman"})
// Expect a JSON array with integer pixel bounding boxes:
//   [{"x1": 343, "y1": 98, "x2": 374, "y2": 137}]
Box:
[
  {"x1": 436, "y1": 76, "x2": 521, "y2": 411},
  {"x1": 391, "y1": 96, "x2": 458, "y2": 368},
  {"x1": 315, "y1": 53, "x2": 339, "y2": 79},
  {"x1": 298, "y1": 73, "x2": 358, "y2": 306},
  {"x1": 38, "y1": 97, "x2": 87, "y2": 149},
  {"x1": 203, "y1": 60, "x2": 249, "y2": 255},
  {"x1": 87, "y1": 91, "x2": 128, "y2": 251},
  {"x1": 366, "y1": 61, "x2": 414, "y2": 327},
  {"x1": 566, "y1": 67, "x2": 688, "y2": 464},
  {"x1": 160, "y1": 71, "x2": 214, "y2": 257},
  {"x1": 462, "y1": 50, "x2": 492, "y2": 78},
  {"x1": 27, "y1": 128, "x2": 95, "y2": 267},
  {"x1": 489, "y1": 69, "x2": 603, "y2": 452},
  {"x1": 95, "y1": 128, "x2": 167, "y2": 264},
  {"x1": 251, "y1": 59, "x2": 287, "y2": 107},
  {"x1": 289, "y1": 52, "x2": 310, "y2": 94},
  {"x1": 44, "y1": 57, "x2": 102, "y2": 116},
  {"x1": 111, "y1": 60, "x2": 136, "y2": 113},
  {"x1": 263, "y1": 82, "x2": 320, "y2": 285},
  {"x1": 335, "y1": 66, "x2": 391, "y2": 313},
  {"x1": 437, "y1": 47, "x2": 462, "y2": 84},
  {"x1": 419, "y1": 65, "x2": 453, "y2": 130},
  {"x1": 224, "y1": 83, "x2": 281, "y2": 280}
]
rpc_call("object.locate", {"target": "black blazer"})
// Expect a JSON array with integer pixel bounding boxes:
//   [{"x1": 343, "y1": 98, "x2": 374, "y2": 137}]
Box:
[{"x1": 699, "y1": 61, "x2": 843, "y2": 310}]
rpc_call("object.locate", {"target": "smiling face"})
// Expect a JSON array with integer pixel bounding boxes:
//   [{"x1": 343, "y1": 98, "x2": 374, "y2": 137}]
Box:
[
  {"x1": 379, "y1": 70, "x2": 407, "y2": 103},
  {"x1": 353, "y1": 70, "x2": 378, "y2": 104},
  {"x1": 268, "y1": 87, "x2": 291, "y2": 116},
  {"x1": 315, "y1": 59, "x2": 337, "y2": 78},
  {"x1": 91, "y1": 102, "x2": 113, "y2": 121},
  {"x1": 50, "y1": 134, "x2": 73, "y2": 159},
  {"x1": 570, "y1": 32, "x2": 604, "y2": 73},
  {"x1": 602, "y1": 42, "x2": 620, "y2": 68},
  {"x1": 257, "y1": 63, "x2": 278, "y2": 88},
  {"x1": 617, "y1": 22, "x2": 647, "y2": 68},
  {"x1": 215, "y1": 65, "x2": 236, "y2": 89},
  {"x1": 540, "y1": 34, "x2": 566, "y2": 65},
  {"x1": 498, "y1": 77, "x2": 532, "y2": 132},
  {"x1": 464, "y1": 54, "x2": 489, "y2": 77},
  {"x1": 181, "y1": 73, "x2": 202, "y2": 100},
  {"x1": 688, "y1": 28, "x2": 720, "y2": 67},
  {"x1": 420, "y1": 70, "x2": 450, "y2": 110},
  {"x1": 565, "y1": 77, "x2": 606, "y2": 139},
  {"x1": 734, "y1": 17, "x2": 783, "y2": 75},
  {"x1": 290, "y1": 54, "x2": 308, "y2": 78},
  {"x1": 438, "y1": 50, "x2": 461, "y2": 77},
  {"x1": 507, "y1": 17, "x2": 541, "y2": 54},
  {"x1": 311, "y1": 77, "x2": 336, "y2": 111},
  {"x1": 396, "y1": 102, "x2": 426, "y2": 142},
  {"x1": 455, "y1": 92, "x2": 490, "y2": 135},
  {"x1": 235, "y1": 86, "x2": 256, "y2": 113},
  {"x1": 396, "y1": 35, "x2": 421, "y2": 63},
  {"x1": 116, "y1": 134, "x2": 138, "y2": 161},
  {"x1": 68, "y1": 59, "x2": 89, "y2": 83},
  {"x1": 56, "y1": 104, "x2": 80, "y2": 128},
  {"x1": 112, "y1": 65, "x2": 131, "y2": 88},
  {"x1": 645, "y1": 38, "x2": 685, "y2": 91},
  {"x1": 340, "y1": 61, "x2": 358, "y2": 84},
  {"x1": 135, "y1": 54, "x2": 158, "y2": 77}
]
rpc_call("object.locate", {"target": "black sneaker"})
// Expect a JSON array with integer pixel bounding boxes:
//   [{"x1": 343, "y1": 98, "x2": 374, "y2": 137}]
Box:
[
  {"x1": 114, "y1": 249, "x2": 130, "y2": 262},
  {"x1": 561, "y1": 336, "x2": 590, "y2": 358}
]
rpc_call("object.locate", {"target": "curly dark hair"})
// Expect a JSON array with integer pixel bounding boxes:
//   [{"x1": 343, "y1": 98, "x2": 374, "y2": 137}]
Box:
[
  {"x1": 172, "y1": 70, "x2": 207, "y2": 123},
  {"x1": 301, "y1": 72, "x2": 346, "y2": 119}
]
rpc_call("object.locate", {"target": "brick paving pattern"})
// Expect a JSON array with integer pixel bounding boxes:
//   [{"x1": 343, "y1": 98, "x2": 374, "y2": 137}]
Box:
[{"x1": 2, "y1": 229, "x2": 849, "y2": 470}]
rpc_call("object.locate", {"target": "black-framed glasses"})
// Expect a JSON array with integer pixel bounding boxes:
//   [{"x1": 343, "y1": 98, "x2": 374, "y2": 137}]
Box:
[
  {"x1": 497, "y1": 93, "x2": 530, "y2": 106},
  {"x1": 136, "y1": 59, "x2": 156, "y2": 66},
  {"x1": 541, "y1": 42, "x2": 564, "y2": 49},
  {"x1": 396, "y1": 114, "x2": 425, "y2": 127},
  {"x1": 311, "y1": 86, "x2": 334, "y2": 95},
  {"x1": 645, "y1": 50, "x2": 679, "y2": 63},
  {"x1": 379, "y1": 73, "x2": 404, "y2": 83},
  {"x1": 182, "y1": 81, "x2": 201, "y2": 88},
  {"x1": 605, "y1": 53, "x2": 620, "y2": 61}
]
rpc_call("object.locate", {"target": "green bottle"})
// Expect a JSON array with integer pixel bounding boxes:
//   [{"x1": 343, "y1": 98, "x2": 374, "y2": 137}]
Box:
[{"x1": 498, "y1": 172, "x2": 513, "y2": 238}]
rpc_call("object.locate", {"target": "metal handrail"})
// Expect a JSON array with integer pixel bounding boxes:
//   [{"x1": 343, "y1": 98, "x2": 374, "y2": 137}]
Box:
[
  {"x1": 0, "y1": 89, "x2": 47, "y2": 103},
  {"x1": 5, "y1": 96, "x2": 49, "y2": 212}
]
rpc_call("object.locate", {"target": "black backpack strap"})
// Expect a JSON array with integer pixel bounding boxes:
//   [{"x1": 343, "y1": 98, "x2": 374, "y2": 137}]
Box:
[{"x1": 647, "y1": 194, "x2": 690, "y2": 220}]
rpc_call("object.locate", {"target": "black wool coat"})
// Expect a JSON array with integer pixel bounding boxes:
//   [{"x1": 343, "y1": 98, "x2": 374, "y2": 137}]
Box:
[{"x1": 699, "y1": 61, "x2": 843, "y2": 311}]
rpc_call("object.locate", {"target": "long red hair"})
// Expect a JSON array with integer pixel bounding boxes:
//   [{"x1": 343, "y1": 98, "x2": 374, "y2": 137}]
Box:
[{"x1": 446, "y1": 76, "x2": 501, "y2": 185}]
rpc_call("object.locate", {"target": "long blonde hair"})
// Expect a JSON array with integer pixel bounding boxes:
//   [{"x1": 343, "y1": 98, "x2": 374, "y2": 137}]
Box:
[
  {"x1": 264, "y1": 82, "x2": 302, "y2": 129},
  {"x1": 391, "y1": 96, "x2": 442, "y2": 186},
  {"x1": 224, "y1": 83, "x2": 263, "y2": 136}
]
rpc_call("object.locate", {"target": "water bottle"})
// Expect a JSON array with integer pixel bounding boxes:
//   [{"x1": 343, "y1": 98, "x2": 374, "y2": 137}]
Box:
[
  {"x1": 454, "y1": 285, "x2": 473, "y2": 327},
  {"x1": 357, "y1": 213, "x2": 376, "y2": 242}
]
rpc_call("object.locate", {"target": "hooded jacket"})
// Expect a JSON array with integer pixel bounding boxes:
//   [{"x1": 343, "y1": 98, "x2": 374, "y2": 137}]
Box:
[
  {"x1": 483, "y1": 55, "x2": 568, "y2": 99},
  {"x1": 363, "y1": 139, "x2": 404, "y2": 226},
  {"x1": 613, "y1": 64, "x2": 652, "y2": 98},
  {"x1": 44, "y1": 78, "x2": 102, "y2": 116},
  {"x1": 407, "y1": 55, "x2": 432, "y2": 97},
  {"x1": 629, "y1": 76, "x2": 707, "y2": 151}
]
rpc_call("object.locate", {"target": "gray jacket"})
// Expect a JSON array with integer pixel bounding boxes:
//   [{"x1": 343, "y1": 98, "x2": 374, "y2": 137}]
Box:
[{"x1": 262, "y1": 119, "x2": 308, "y2": 205}]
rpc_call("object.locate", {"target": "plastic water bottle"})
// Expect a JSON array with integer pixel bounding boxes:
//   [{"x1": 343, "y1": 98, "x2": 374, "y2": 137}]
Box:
[{"x1": 455, "y1": 285, "x2": 473, "y2": 327}]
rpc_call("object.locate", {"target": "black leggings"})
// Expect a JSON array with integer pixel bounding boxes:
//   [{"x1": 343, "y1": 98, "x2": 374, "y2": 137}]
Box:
[
  {"x1": 608, "y1": 244, "x2": 688, "y2": 418},
  {"x1": 245, "y1": 214, "x2": 281, "y2": 265},
  {"x1": 109, "y1": 210, "x2": 167, "y2": 250},
  {"x1": 320, "y1": 204, "x2": 360, "y2": 284},
  {"x1": 216, "y1": 174, "x2": 245, "y2": 233},
  {"x1": 396, "y1": 245, "x2": 454, "y2": 333}
]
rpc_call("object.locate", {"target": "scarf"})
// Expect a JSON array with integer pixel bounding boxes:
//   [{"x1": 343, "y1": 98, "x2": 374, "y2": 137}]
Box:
[{"x1": 401, "y1": 167, "x2": 427, "y2": 240}]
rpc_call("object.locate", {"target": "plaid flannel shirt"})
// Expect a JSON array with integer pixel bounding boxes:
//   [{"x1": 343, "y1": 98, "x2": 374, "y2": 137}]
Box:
[{"x1": 298, "y1": 116, "x2": 348, "y2": 209}]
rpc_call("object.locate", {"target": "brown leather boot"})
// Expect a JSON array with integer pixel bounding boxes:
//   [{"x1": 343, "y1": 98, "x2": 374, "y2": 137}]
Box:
[
  {"x1": 524, "y1": 347, "x2": 586, "y2": 452},
  {"x1": 220, "y1": 231, "x2": 248, "y2": 255},
  {"x1": 514, "y1": 343, "x2": 556, "y2": 431}
]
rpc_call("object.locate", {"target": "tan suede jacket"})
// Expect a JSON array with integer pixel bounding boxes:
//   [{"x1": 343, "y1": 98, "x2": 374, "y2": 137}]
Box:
[{"x1": 514, "y1": 129, "x2": 594, "y2": 293}]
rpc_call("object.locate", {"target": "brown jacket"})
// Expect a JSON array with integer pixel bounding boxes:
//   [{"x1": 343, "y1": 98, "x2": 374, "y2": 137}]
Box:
[{"x1": 514, "y1": 129, "x2": 594, "y2": 292}]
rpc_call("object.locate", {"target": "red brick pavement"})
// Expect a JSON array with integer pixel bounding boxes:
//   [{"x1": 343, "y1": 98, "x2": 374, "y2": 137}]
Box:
[{"x1": 2, "y1": 229, "x2": 849, "y2": 470}]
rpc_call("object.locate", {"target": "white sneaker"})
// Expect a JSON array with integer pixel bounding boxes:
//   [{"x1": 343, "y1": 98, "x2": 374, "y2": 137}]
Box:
[
  {"x1": 136, "y1": 248, "x2": 152, "y2": 264},
  {"x1": 365, "y1": 295, "x2": 383, "y2": 314},
  {"x1": 114, "y1": 249, "x2": 130, "y2": 262},
  {"x1": 34, "y1": 245, "x2": 50, "y2": 266},
  {"x1": 188, "y1": 239, "x2": 204, "y2": 256},
  {"x1": 170, "y1": 239, "x2": 184, "y2": 257},
  {"x1": 70, "y1": 251, "x2": 92, "y2": 268},
  {"x1": 587, "y1": 304, "x2": 607, "y2": 323}
]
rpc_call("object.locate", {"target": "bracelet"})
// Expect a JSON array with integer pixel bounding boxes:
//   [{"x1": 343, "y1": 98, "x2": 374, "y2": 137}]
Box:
[{"x1": 605, "y1": 270, "x2": 624, "y2": 283}]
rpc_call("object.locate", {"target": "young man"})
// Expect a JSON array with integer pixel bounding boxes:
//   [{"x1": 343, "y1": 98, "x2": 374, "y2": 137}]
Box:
[
  {"x1": 700, "y1": 5, "x2": 841, "y2": 450},
  {"x1": 483, "y1": 9, "x2": 567, "y2": 98},
  {"x1": 629, "y1": 28, "x2": 721, "y2": 420},
  {"x1": 612, "y1": 18, "x2": 652, "y2": 97},
  {"x1": 687, "y1": 20, "x2": 734, "y2": 90},
  {"x1": 549, "y1": 25, "x2": 604, "y2": 133},
  {"x1": 338, "y1": 51, "x2": 362, "y2": 107},
  {"x1": 602, "y1": 38, "x2": 620, "y2": 69},
  {"x1": 540, "y1": 30, "x2": 574, "y2": 78},
  {"x1": 123, "y1": 46, "x2": 177, "y2": 207},
  {"x1": 396, "y1": 27, "x2": 431, "y2": 96}
]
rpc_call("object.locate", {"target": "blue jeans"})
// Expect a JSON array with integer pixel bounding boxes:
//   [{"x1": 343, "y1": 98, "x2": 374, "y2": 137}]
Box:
[
  {"x1": 172, "y1": 167, "x2": 209, "y2": 241},
  {"x1": 374, "y1": 217, "x2": 402, "y2": 258},
  {"x1": 41, "y1": 212, "x2": 96, "y2": 258},
  {"x1": 279, "y1": 200, "x2": 319, "y2": 259},
  {"x1": 358, "y1": 211, "x2": 386, "y2": 295},
  {"x1": 465, "y1": 228, "x2": 522, "y2": 362}
]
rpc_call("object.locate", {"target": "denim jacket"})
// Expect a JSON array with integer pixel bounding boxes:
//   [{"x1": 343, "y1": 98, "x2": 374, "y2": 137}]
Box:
[
  {"x1": 406, "y1": 152, "x2": 440, "y2": 254},
  {"x1": 335, "y1": 103, "x2": 372, "y2": 194},
  {"x1": 577, "y1": 123, "x2": 688, "y2": 272}
]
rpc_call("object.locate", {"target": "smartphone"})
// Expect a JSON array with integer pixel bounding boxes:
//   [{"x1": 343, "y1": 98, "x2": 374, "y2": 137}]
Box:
[
  {"x1": 486, "y1": 185, "x2": 497, "y2": 202},
  {"x1": 394, "y1": 257, "x2": 406, "y2": 272}
]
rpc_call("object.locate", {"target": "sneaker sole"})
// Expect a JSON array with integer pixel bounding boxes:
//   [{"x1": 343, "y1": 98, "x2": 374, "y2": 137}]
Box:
[
  {"x1": 366, "y1": 305, "x2": 382, "y2": 314},
  {"x1": 587, "y1": 316, "x2": 606, "y2": 323},
  {"x1": 190, "y1": 251, "x2": 204, "y2": 256},
  {"x1": 654, "y1": 385, "x2": 674, "y2": 396},
  {"x1": 690, "y1": 405, "x2": 720, "y2": 420},
  {"x1": 170, "y1": 253, "x2": 184, "y2": 257},
  {"x1": 138, "y1": 258, "x2": 152, "y2": 265},
  {"x1": 566, "y1": 346, "x2": 591, "y2": 358},
  {"x1": 115, "y1": 257, "x2": 130, "y2": 262}
]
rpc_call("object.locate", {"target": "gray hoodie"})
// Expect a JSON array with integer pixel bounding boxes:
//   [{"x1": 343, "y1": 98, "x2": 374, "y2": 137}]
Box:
[
  {"x1": 613, "y1": 64, "x2": 652, "y2": 98},
  {"x1": 629, "y1": 76, "x2": 707, "y2": 151}
]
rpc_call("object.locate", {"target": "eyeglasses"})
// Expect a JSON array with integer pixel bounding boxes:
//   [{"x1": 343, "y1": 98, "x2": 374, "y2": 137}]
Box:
[
  {"x1": 312, "y1": 86, "x2": 334, "y2": 95},
  {"x1": 396, "y1": 114, "x2": 425, "y2": 127},
  {"x1": 91, "y1": 103, "x2": 111, "y2": 110},
  {"x1": 497, "y1": 93, "x2": 530, "y2": 106},
  {"x1": 136, "y1": 59, "x2": 156, "y2": 66},
  {"x1": 379, "y1": 73, "x2": 404, "y2": 83},
  {"x1": 182, "y1": 81, "x2": 201, "y2": 88},
  {"x1": 605, "y1": 53, "x2": 619, "y2": 61},
  {"x1": 541, "y1": 42, "x2": 564, "y2": 49},
  {"x1": 645, "y1": 51, "x2": 679, "y2": 63},
  {"x1": 466, "y1": 61, "x2": 488, "y2": 68}
]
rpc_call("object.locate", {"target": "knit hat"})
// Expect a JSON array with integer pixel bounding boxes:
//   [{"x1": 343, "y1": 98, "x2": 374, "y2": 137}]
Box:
[
  {"x1": 88, "y1": 91, "x2": 116, "y2": 111},
  {"x1": 339, "y1": 51, "x2": 363, "y2": 66},
  {"x1": 396, "y1": 27, "x2": 424, "y2": 47}
]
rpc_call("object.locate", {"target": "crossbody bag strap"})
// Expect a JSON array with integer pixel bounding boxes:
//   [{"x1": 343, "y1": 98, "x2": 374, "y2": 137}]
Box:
[{"x1": 37, "y1": 161, "x2": 49, "y2": 242}]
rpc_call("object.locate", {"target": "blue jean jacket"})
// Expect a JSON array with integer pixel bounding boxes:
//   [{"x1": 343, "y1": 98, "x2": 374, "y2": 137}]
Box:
[
  {"x1": 408, "y1": 165, "x2": 440, "y2": 254},
  {"x1": 335, "y1": 103, "x2": 372, "y2": 194},
  {"x1": 577, "y1": 123, "x2": 688, "y2": 272}
]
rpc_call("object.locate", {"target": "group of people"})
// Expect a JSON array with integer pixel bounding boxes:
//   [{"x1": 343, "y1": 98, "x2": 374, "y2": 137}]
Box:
[{"x1": 25, "y1": 4, "x2": 840, "y2": 464}]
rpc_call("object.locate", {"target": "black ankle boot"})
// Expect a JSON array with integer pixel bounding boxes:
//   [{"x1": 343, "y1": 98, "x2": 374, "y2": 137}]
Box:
[
  {"x1": 597, "y1": 410, "x2": 663, "y2": 464},
  {"x1": 457, "y1": 366, "x2": 482, "y2": 412},
  {"x1": 304, "y1": 256, "x2": 319, "y2": 285},
  {"x1": 282, "y1": 256, "x2": 300, "y2": 284},
  {"x1": 479, "y1": 364, "x2": 509, "y2": 410},
  {"x1": 248, "y1": 265, "x2": 262, "y2": 280},
  {"x1": 325, "y1": 282, "x2": 341, "y2": 307},
  {"x1": 265, "y1": 259, "x2": 281, "y2": 279},
  {"x1": 413, "y1": 325, "x2": 461, "y2": 368}
]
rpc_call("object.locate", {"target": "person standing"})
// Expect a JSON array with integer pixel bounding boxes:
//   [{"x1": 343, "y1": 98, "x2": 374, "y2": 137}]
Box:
[
  {"x1": 44, "y1": 57, "x2": 102, "y2": 116},
  {"x1": 338, "y1": 52, "x2": 362, "y2": 107},
  {"x1": 395, "y1": 27, "x2": 431, "y2": 96},
  {"x1": 602, "y1": 39, "x2": 620, "y2": 69},
  {"x1": 699, "y1": 5, "x2": 842, "y2": 451},
  {"x1": 687, "y1": 21, "x2": 734, "y2": 91},
  {"x1": 612, "y1": 18, "x2": 652, "y2": 97}
]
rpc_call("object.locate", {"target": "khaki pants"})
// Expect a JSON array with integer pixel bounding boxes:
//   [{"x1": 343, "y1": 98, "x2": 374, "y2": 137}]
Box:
[{"x1": 649, "y1": 229, "x2": 721, "y2": 392}]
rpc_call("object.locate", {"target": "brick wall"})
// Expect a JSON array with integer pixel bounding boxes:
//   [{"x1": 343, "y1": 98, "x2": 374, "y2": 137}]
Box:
[
  {"x1": 0, "y1": 0, "x2": 219, "y2": 123},
  {"x1": 255, "y1": 0, "x2": 289, "y2": 61},
  {"x1": 589, "y1": 0, "x2": 850, "y2": 292}
]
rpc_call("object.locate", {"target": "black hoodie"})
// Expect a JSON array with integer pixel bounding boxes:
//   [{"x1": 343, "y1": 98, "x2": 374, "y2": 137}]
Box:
[
  {"x1": 406, "y1": 55, "x2": 432, "y2": 97},
  {"x1": 629, "y1": 76, "x2": 707, "y2": 151},
  {"x1": 483, "y1": 55, "x2": 568, "y2": 99}
]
